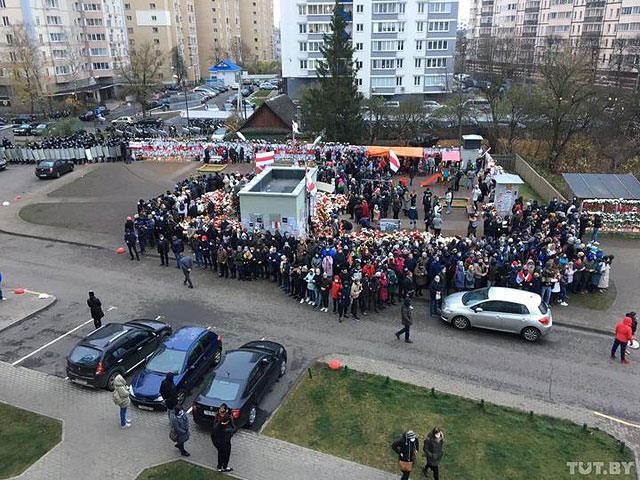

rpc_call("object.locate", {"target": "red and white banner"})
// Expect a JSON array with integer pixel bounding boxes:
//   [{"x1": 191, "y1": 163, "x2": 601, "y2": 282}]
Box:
[
  {"x1": 256, "y1": 151, "x2": 275, "y2": 172},
  {"x1": 306, "y1": 168, "x2": 317, "y2": 196},
  {"x1": 389, "y1": 149, "x2": 400, "y2": 173}
]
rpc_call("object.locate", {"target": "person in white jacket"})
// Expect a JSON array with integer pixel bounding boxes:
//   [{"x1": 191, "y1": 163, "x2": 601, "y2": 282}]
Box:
[{"x1": 112, "y1": 374, "x2": 131, "y2": 429}]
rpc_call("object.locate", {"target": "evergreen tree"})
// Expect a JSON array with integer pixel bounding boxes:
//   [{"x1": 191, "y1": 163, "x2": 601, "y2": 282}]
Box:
[{"x1": 301, "y1": 0, "x2": 363, "y2": 142}]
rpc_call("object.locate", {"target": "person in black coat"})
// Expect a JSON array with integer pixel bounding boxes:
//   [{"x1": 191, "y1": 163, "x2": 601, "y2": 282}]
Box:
[
  {"x1": 159, "y1": 372, "x2": 178, "y2": 421},
  {"x1": 124, "y1": 229, "x2": 139, "y2": 261},
  {"x1": 87, "y1": 291, "x2": 104, "y2": 329},
  {"x1": 392, "y1": 430, "x2": 419, "y2": 480},
  {"x1": 157, "y1": 234, "x2": 170, "y2": 266},
  {"x1": 211, "y1": 404, "x2": 236, "y2": 473}
]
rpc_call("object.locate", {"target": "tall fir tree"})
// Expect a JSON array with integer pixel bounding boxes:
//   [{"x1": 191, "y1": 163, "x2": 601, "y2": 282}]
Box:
[{"x1": 301, "y1": 0, "x2": 363, "y2": 142}]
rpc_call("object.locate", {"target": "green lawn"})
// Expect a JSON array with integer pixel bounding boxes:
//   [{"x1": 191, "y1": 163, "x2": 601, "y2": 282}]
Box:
[
  {"x1": 137, "y1": 461, "x2": 229, "y2": 480},
  {"x1": 265, "y1": 365, "x2": 635, "y2": 480},
  {"x1": 0, "y1": 402, "x2": 62, "y2": 479},
  {"x1": 566, "y1": 281, "x2": 617, "y2": 311}
]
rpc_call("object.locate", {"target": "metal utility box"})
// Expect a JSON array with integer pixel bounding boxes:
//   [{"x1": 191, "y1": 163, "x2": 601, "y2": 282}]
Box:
[{"x1": 493, "y1": 173, "x2": 524, "y2": 217}]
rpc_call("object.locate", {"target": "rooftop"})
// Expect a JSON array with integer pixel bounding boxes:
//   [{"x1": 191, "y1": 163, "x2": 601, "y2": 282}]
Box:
[
  {"x1": 241, "y1": 167, "x2": 309, "y2": 196},
  {"x1": 562, "y1": 173, "x2": 640, "y2": 200}
]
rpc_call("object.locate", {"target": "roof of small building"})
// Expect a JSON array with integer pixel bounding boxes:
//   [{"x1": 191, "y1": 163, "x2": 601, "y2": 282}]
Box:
[
  {"x1": 562, "y1": 173, "x2": 640, "y2": 200},
  {"x1": 208, "y1": 60, "x2": 242, "y2": 72}
]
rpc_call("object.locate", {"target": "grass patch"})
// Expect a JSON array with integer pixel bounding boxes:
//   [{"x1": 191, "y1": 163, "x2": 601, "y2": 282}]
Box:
[
  {"x1": 137, "y1": 460, "x2": 229, "y2": 480},
  {"x1": 0, "y1": 402, "x2": 62, "y2": 479},
  {"x1": 265, "y1": 365, "x2": 635, "y2": 480},
  {"x1": 253, "y1": 90, "x2": 272, "y2": 97},
  {"x1": 566, "y1": 281, "x2": 617, "y2": 311}
]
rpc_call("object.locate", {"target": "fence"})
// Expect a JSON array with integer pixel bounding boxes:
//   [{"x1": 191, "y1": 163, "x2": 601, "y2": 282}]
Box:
[
  {"x1": 494, "y1": 153, "x2": 566, "y2": 203},
  {"x1": 1, "y1": 145, "x2": 127, "y2": 163}
]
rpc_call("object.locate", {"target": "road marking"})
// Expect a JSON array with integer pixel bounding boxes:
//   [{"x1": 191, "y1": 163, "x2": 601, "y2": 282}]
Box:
[
  {"x1": 107, "y1": 306, "x2": 118, "y2": 312},
  {"x1": 12, "y1": 319, "x2": 93, "y2": 366},
  {"x1": 155, "y1": 315, "x2": 163, "y2": 320},
  {"x1": 594, "y1": 411, "x2": 640, "y2": 428},
  {"x1": 187, "y1": 406, "x2": 193, "y2": 414},
  {"x1": 23, "y1": 289, "x2": 52, "y2": 298}
]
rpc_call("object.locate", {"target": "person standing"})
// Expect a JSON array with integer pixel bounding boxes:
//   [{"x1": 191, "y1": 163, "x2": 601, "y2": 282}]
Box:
[
  {"x1": 422, "y1": 427, "x2": 445, "y2": 480},
  {"x1": 160, "y1": 372, "x2": 178, "y2": 421},
  {"x1": 180, "y1": 255, "x2": 194, "y2": 288},
  {"x1": 395, "y1": 298, "x2": 414, "y2": 343},
  {"x1": 445, "y1": 189, "x2": 453, "y2": 214},
  {"x1": 211, "y1": 403, "x2": 236, "y2": 472},
  {"x1": 87, "y1": 291, "x2": 104, "y2": 329},
  {"x1": 124, "y1": 229, "x2": 140, "y2": 261},
  {"x1": 611, "y1": 316, "x2": 634, "y2": 364},
  {"x1": 170, "y1": 406, "x2": 190, "y2": 456},
  {"x1": 432, "y1": 213, "x2": 442, "y2": 237},
  {"x1": 112, "y1": 374, "x2": 131, "y2": 429},
  {"x1": 0, "y1": 271, "x2": 4, "y2": 301},
  {"x1": 171, "y1": 236, "x2": 185, "y2": 269},
  {"x1": 429, "y1": 274, "x2": 444, "y2": 317},
  {"x1": 391, "y1": 431, "x2": 419, "y2": 480},
  {"x1": 157, "y1": 234, "x2": 170, "y2": 267},
  {"x1": 350, "y1": 277, "x2": 362, "y2": 320}
]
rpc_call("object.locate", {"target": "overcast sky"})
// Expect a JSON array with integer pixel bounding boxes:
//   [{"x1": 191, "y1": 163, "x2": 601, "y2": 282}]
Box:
[{"x1": 272, "y1": 0, "x2": 471, "y2": 27}]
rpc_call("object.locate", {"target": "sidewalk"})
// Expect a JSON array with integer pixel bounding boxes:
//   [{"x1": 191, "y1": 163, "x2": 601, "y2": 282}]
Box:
[
  {"x1": 0, "y1": 287, "x2": 56, "y2": 332},
  {"x1": 0, "y1": 361, "x2": 393, "y2": 480}
]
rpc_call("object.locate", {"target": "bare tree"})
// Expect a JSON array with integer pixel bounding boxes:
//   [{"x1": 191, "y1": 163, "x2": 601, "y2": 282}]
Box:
[
  {"x1": 499, "y1": 84, "x2": 544, "y2": 152},
  {"x1": 435, "y1": 83, "x2": 469, "y2": 141},
  {"x1": 171, "y1": 46, "x2": 187, "y2": 86},
  {"x1": 364, "y1": 95, "x2": 388, "y2": 143},
  {"x1": 6, "y1": 24, "x2": 46, "y2": 113},
  {"x1": 117, "y1": 42, "x2": 164, "y2": 117}
]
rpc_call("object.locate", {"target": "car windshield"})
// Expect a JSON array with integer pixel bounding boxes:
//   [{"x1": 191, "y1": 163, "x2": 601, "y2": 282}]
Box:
[
  {"x1": 146, "y1": 347, "x2": 186, "y2": 374},
  {"x1": 204, "y1": 376, "x2": 242, "y2": 401},
  {"x1": 538, "y1": 301, "x2": 548, "y2": 314},
  {"x1": 461, "y1": 288, "x2": 489, "y2": 306},
  {"x1": 39, "y1": 161, "x2": 54, "y2": 167},
  {"x1": 69, "y1": 346, "x2": 101, "y2": 366}
]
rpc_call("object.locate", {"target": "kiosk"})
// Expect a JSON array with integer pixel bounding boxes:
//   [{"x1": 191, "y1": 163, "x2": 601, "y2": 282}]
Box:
[{"x1": 492, "y1": 173, "x2": 524, "y2": 217}]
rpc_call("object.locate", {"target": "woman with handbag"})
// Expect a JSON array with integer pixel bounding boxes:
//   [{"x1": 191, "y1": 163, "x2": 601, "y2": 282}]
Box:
[
  {"x1": 211, "y1": 404, "x2": 236, "y2": 472},
  {"x1": 170, "y1": 406, "x2": 190, "y2": 457},
  {"x1": 391, "y1": 430, "x2": 419, "y2": 480}
]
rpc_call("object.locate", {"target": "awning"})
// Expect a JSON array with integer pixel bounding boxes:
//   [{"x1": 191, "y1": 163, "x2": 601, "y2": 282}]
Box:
[{"x1": 366, "y1": 146, "x2": 424, "y2": 158}]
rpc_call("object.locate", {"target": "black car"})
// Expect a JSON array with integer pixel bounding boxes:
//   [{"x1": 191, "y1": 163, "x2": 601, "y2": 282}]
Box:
[
  {"x1": 66, "y1": 319, "x2": 172, "y2": 390},
  {"x1": 11, "y1": 114, "x2": 36, "y2": 124},
  {"x1": 136, "y1": 117, "x2": 163, "y2": 127},
  {"x1": 192, "y1": 340, "x2": 287, "y2": 428},
  {"x1": 79, "y1": 110, "x2": 96, "y2": 121},
  {"x1": 35, "y1": 160, "x2": 74, "y2": 179},
  {"x1": 13, "y1": 123, "x2": 33, "y2": 136}
]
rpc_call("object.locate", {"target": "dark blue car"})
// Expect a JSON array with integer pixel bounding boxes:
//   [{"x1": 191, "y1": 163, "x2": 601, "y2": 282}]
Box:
[{"x1": 129, "y1": 326, "x2": 222, "y2": 410}]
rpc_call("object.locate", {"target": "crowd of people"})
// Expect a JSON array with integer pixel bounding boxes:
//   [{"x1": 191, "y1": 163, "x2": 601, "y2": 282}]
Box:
[{"x1": 123, "y1": 146, "x2": 613, "y2": 333}]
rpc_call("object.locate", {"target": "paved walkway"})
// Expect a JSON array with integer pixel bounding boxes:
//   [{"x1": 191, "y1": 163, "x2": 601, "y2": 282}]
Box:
[
  {"x1": 0, "y1": 361, "x2": 393, "y2": 480},
  {"x1": 0, "y1": 288, "x2": 55, "y2": 333}
]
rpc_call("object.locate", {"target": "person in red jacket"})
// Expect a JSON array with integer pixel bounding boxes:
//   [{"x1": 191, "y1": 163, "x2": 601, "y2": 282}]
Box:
[
  {"x1": 331, "y1": 276, "x2": 342, "y2": 314},
  {"x1": 611, "y1": 316, "x2": 634, "y2": 364}
]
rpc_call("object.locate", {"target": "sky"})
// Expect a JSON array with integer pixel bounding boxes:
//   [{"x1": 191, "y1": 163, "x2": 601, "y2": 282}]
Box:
[{"x1": 272, "y1": 0, "x2": 472, "y2": 27}]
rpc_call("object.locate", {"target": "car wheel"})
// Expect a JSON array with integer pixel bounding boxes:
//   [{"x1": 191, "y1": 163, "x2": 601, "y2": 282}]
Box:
[
  {"x1": 55, "y1": 171, "x2": 61, "y2": 178},
  {"x1": 70, "y1": 164, "x2": 74, "y2": 171},
  {"x1": 246, "y1": 405, "x2": 257, "y2": 428},
  {"x1": 521, "y1": 327, "x2": 541, "y2": 342},
  {"x1": 452, "y1": 316, "x2": 470, "y2": 330},
  {"x1": 278, "y1": 359, "x2": 287, "y2": 377},
  {"x1": 106, "y1": 371, "x2": 120, "y2": 391},
  {"x1": 213, "y1": 347, "x2": 222, "y2": 365},
  {"x1": 176, "y1": 389, "x2": 187, "y2": 405}
]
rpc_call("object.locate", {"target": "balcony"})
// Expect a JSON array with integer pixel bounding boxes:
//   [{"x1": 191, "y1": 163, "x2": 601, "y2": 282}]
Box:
[
  {"x1": 524, "y1": 19, "x2": 539, "y2": 25},
  {"x1": 583, "y1": 16, "x2": 603, "y2": 23}
]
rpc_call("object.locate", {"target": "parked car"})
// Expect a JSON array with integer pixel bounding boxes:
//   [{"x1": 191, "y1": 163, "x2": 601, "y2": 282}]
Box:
[
  {"x1": 32, "y1": 123, "x2": 50, "y2": 136},
  {"x1": 11, "y1": 114, "x2": 36, "y2": 124},
  {"x1": 0, "y1": 157, "x2": 7, "y2": 170},
  {"x1": 440, "y1": 287, "x2": 553, "y2": 342},
  {"x1": 13, "y1": 123, "x2": 33, "y2": 136},
  {"x1": 211, "y1": 127, "x2": 227, "y2": 141},
  {"x1": 129, "y1": 326, "x2": 223, "y2": 410},
  {"x1": 35, "y1": 159, "x2": 74, "y2": 179},
  {"x1": 229, "y1": 82, "x2": 240, "y2": 90},
  {"x1": 463, "y1": 98, "x2": 491, "y2": 113},
  {"x1": 79, "y1": 110, "x2": 95, "y2": 121},
  {"x1": 111, "y1": 116, "x2": 134, "y2": 125},
  {"x1": 192, "y1": 340, "x2": 287, "y2": 428},
  {"x1": 383, "y1": 101, "x2": 400, "y2": 108},
  {"x1": 136, "y1": 117, "x2": 163, "y2": 127},
  {"x1": 95, "y1": 105, "x2": 110, "y2": 116},
  {"x1": 240, "y1": 87, "x2": 253, "y2": 97},
  {"x1": 66, "y1": 319, "x2": 172, "y2": 390},
  {"x1": 259, "y1": 82, "x2": 277, "y2": 90},
  {"x1": 423, "y1": 100, "x2": 442, "y2": 112}
]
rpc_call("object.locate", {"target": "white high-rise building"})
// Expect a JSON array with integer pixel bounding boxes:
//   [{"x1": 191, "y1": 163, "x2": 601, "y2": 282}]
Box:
[{"x1": 281, "y1": 0, "x2": 458, "y2": 98}]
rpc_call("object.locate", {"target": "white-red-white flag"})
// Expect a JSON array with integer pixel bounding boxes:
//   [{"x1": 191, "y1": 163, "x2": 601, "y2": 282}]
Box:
[
  {"x1": 255, "y1": 151, "x2": 275, "y2": 172},
  {"x1": 389, "y1": 149, "x2": 400, "y2": 173},
  {"x1": 306, "y1": 168, "x2": 317, "y2": 196}
]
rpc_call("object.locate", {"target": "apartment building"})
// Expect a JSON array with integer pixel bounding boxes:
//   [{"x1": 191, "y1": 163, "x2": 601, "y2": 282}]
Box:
[
  {"x1": 124, "y1": 0, "x2": 200, "y2": 83},
  {"x1": 239, "y1": 0, "x2": 275, "y2": 63},
  {"x1": 281, "y1": 0, "x2": 459, "y2": 98},
  {"x1": 0, "y1": 0, "x2": 129, "y2": 106},
  {"x1": 469, "y1": 0, "x2": 640, "y2": 86}
]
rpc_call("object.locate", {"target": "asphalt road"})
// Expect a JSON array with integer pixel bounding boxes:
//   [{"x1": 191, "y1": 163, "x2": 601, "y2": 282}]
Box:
[{"x1": 0, "y1": 231, "x2": 639, "y2": 434}]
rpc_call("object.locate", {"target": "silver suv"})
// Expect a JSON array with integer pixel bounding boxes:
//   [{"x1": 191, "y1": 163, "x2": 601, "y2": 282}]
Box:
[{"x1": 440, "y1": 287, "x2": 552, "y2": 342}]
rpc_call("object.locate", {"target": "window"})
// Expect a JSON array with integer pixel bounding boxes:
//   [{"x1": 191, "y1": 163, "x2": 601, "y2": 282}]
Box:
[
  {"x1": 373, "y1": 21, "x2": 404, "y2": 33},
  {"x1": 299, "y1": 42, "x2": 307, "y2": 52},
  {"x1": 46, "y1": 16, "x2": 62, "y2": 25},
  {"x1": 92, "y1": 62, "x2": 110, "y2": 70},
  {"x1": 416, "y1": 40, "x2": 424, "y2": 50},
  {"x1": 415, "y1": 58, "x2": 422, "y2": 68},
  {"x1": 306, "y1": 4, "x2": 334, "y2": 15},
  {"x1": 308, "y1": 23, "x2": 331, "y2": 34},
  {"x1": 90, "y1": 48, "x2": 108, "y2": 56},
  {"x1": 370, "y1": 77, "x2": 395, "y2": 88},
  {"x1": 52, "y1": 49, "x2": 67, "y2": 58},
  {"x1": 414, "y1": 76, "x2": 421, "y2": 86},
  {"x1": 621, "y1": 6, "x2": 640, "y2": 14},
  {"x1": 372, "y1": 58, "x2": 395, "y2": 69},
  {"x1": 428, "y1": 21, "x2": 449, "y2": 32},
  {"x1": 356, "y1": 60, "x2": 363, "y2": 69},
  {"x1": 356, "y1": 23, "x2": 363, "y2": 31},
  {"x1": 151, "y1": 15, "x2": 157, "y2": 20},
  {"x1": 299, "y1": 23, "x2": 307, "y2": 33},
  {"x1": 152, "y1": 27, "x2": 158, "y2": 32},
  {"x1": 149, "y1": 2, "x2": 156, "y2": 8},
  {"x1": 416, "y1": 21, "x2": 424, "y2": 32},
  {"x1": 356, "y1": 78, "x2": 362, "y2": 86},
  {"x1": 372, "y1": 40, "x2": 398, "y2": 51},
  {"x1": 84, "y1": 18, "x2": 103, "y2": 26},
  {"x1": 8, "y1": 51, "x2": 15, "y2": 61},
  {"x1": 45, "y1": 0, "x2": 59, "y2": 7},
  {"x1": 396, "y1": 76, "x2": 403, "y2": 86},
  {"x1": 124, "y1": 2, "x2": 130, "y2": 8},
  {"x1": 87, "y1": 33, "x2": 106, "y2": 40},
  {"x1": 429, "y1": 2, "x2": 452, "y2": 13},
  {"x1": 418, "y1": 2, "x2": 426, "y2": 13},
  {"x1": 187, "y1": 344, "x2": 203, "y2": 366},
  {"x1": 153, "y1": 38, "x2": 160, "y2": 44},
  {"x1": 5, "y1": 33, "x2": 11, "y2": 44},
  {"x1": 427, "y1": 40, "x2": 448, "y2": 50},
  {"x1": 299, "y1": 59, "x2": 307, "y2": 69},
  {"x1": 2, "y1": 16, "x2": 9, "y2": 26},
  {"x1": 426, "y1": 58, "x2": 447, "y2": 68},
  {"x1": 396, "y1": 58, "x2": 403, "y2": 68},
  {"x1": 356, "y1": 4, "x2": 363, "y2": 13},
  {"x1": 49, "y1": 32, "x2": 65, "y2": 42},
  {"x1": 424, "y1": 75, "x2": 446, "y2": 86},
  {"x1": 0, "y1": 0, "x2": 6, "y2": 7},
  {"x1": 126, "y1": 15, "x2": 132, "y2": 20},
  {"x1": 199, "y1": 334, "x2": 212, "y2": 350},
  {"x1": 55, "y1": 65, "x2": 70, "y2": 75},
  {"x1": 127, "y1": 27, "x2": 133, "y2": 33},
  {"x1": 355, "y1": 42, "x2": 363, "y2": 50},
  {"x1": 373, "y1": 2, "x2": 400, "y2": 14}
]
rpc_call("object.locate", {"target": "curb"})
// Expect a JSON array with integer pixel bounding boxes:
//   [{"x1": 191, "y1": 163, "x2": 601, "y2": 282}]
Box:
[
  {"x1": 554, "y1": 321, "x2": 610, "y2": 336},
  {"x1": 0, "y1": 228, "x2": 107, "y2": 250},
  {"x1": 0, "y1": 295, "x2": 57, "y2": 333}
]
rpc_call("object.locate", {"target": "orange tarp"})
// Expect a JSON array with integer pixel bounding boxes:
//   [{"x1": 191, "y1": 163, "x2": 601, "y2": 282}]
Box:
[{"x1": 366, "y1": 146, "x2": 424, "y2": 158}]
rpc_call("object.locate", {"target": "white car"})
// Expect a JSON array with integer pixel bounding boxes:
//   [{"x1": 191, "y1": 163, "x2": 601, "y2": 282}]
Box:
[
  {"x1": 423, "y1": 101, "x2": 442, "y2": 112},
  {"x1": 229, "y1": 82, "x2": 240, "y2": 90},
  {"x1": 259, "y1": 82, "x2": 277, "y2": 90},
  {"x1": 111, "y1": 116, "x2": 134, "y2": 125}
]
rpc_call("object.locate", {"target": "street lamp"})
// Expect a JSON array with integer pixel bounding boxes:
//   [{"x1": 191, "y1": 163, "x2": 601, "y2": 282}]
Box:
[{"x1": 173, "y1": 65, "x2": 194, "y2": 129}]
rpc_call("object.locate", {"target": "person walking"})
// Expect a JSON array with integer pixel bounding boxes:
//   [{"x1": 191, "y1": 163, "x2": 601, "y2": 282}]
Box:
[
  {"x1": 171, "y1": 236, "x2": 185, "y2": 269},
  {"x1": 395, "y1": 298, "x2": 414, "y2": 343},
  {"x1": 160, "y1": 372, "x2": 178, "y2": 421},
  {"x1": 87, "y1": 291, "x2": 104, "y2": 329},
  {"x1": 391, "y1": 430, "x2": 419, "y2": 480},
  {"x1": 611, "y1": 316, "x2": 634, "y2": 364},
  {"x1": 211, "y1": 403, "x2": 236, "y2": 472},
  {"x1": 112, "y1": 374, "x2": 131, "y2": 429},
  {"x1": 170, "y1": 406, "x2": 190, "y2": 456},
  {"x1": 180, "y1": 255, "x2": 194, "y2": 288},
  {"x1": 422, "y1": 427, "x2": 445, "y2": 480}
]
